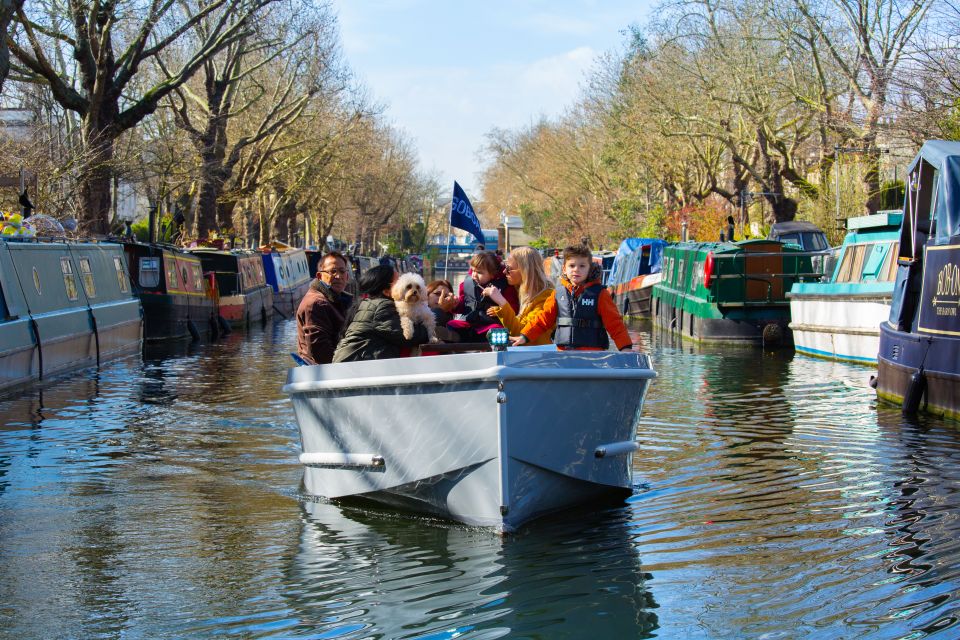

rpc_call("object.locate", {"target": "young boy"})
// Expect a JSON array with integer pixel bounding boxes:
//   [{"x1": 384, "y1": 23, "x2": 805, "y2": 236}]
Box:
[{"x1": 512, "y1": 245, "x2": 633, "y2": 351}]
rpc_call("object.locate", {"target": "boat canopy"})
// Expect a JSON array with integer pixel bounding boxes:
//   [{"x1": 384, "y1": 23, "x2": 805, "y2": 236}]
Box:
[
  {"x1": 907, "y1": 140, "x2": 960, "y2": 245},
  {"x1": 607, "y1": 238, "x2": 667, "y2": 287}
]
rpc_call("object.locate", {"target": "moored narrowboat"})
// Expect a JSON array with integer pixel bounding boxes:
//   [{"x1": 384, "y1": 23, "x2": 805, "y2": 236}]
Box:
[
  {"x1": 788, "y1": 212, "x2": 900, "y2": 364},
  {"x1": 876, "y1": 141, "x2": 960, "y2": 418},
  {"x1": 123, "y1": 242, "x2": 217, "y2": 341},
  {"x1": 607, "y1": 238, "x2": 667, "y2": 317},
  {"x1": 0, "y1": 239, "x2": 142, "y2": 392},
  {"x1": 260, "y1": 244, "x2": 311, "y2": 318},
  {"x1": 188, "y1": 249, "x2": 273, "y2": 328},
  {"x1": 652, "y1": 239, "x2": 818, "y2": 345}
]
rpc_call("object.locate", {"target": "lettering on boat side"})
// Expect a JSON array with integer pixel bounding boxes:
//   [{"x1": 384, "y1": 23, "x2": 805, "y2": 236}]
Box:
[{"x1": 918, "y1": 244, "x2": 960, "y2": 335}]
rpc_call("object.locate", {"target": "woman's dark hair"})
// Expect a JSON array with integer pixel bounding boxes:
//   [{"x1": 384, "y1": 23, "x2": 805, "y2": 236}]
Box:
[
  {"x1": 727, "y1": 215, "x2": 735, "y2": 224},
  {"x1": 339, "y1": 265, "x2": 395, "y2": 339}
]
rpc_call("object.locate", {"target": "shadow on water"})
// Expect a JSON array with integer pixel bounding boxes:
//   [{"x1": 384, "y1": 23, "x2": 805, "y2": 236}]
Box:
[{"x1": 264, "y1": 498, "x2": 659, "y2": 640}]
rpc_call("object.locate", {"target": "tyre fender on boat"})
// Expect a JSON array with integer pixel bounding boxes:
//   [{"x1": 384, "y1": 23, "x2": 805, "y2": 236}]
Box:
[{"x1": 902, "y1": 368, "x2": 927, "y2": 415}]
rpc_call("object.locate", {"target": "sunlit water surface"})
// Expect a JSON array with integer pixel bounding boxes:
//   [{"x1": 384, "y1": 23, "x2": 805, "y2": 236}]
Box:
[{"x1": 1, "y1": 321, "x2": 959, "y2": 639}]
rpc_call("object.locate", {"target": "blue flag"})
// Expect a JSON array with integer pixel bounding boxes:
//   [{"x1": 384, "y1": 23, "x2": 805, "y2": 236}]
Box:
[{"x1": 450, "y1": 181, "x2": 485, "y2": 244}]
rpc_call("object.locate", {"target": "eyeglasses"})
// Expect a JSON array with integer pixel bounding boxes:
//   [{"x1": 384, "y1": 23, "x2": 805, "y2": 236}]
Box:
[
  {"x1": 503, "y1": 264, "x2": 515, "y2": 273},
  {"x1": 319, "y1": 269, "x2": 348, "y2": 277}
]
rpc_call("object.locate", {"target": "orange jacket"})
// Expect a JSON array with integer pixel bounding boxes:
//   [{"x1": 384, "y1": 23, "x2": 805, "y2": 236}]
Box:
[
  {"x1": 522, "y1": 275, "x2": 632, "y2": 351},
  {"x1": 491, "y1": 287, "x2": 554, "y2": 345}
]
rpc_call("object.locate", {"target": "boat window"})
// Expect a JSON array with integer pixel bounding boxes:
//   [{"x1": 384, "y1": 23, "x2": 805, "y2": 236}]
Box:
[
  {"x1": 835, "y1": 245, "x2": 868, "y2": 283},
  {"x1": 165, "y1": 259, "x2": 179, "y2": 289},
  {"x1": 114, "y1": 256, "x2": 129, "y2": 293},
  {"x1": 78, "y1": 257, "x2": 97, "y2": 298},
  {"x1": 191, "y1": 263, "x2": 203, "y2": 290},
  {"x1": 32, "y1": 267, "x2": 41, "y2": 295},
  {"x1": 883, "y1": 242, "x2": 899, "y2": 281},
  {"x1": 802, "y1": 232, "x2": 828, "y2": 251},
  {"x1": 140, "y1": 257, "x2": 160, "y2": 288},
  {"x1": 60, "y1": 257, "x2": 79, "y2": 301},
  {"x1": 778, "y1": 233, "x2": 802, "y2": 247}
]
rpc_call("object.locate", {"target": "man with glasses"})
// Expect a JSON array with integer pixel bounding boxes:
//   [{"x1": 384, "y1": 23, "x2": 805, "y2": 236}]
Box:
[{"x1": 296, "y1": 251, "x2": 353, "y2": 365}]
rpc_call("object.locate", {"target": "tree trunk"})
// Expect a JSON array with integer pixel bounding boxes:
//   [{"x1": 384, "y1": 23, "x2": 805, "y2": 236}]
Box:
[
  {"x1": 196, "y1": 152, "x2": 226, "y2": 238},
  {"x1": 79, "y1": 119, "x2": 117, "y2": 236},
  {"x1": 0, "y1": 0, "x2": 20, "y2": 93}
]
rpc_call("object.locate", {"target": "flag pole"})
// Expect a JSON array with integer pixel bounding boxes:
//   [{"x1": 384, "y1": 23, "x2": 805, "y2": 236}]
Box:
[{"x1": 444, "y1": 209, "x2": 452, "y2": 282}]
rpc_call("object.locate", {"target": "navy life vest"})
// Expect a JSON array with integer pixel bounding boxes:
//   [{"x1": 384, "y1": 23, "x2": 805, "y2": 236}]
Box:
[
  {"x1": 554, "y1": 283, "x2": 609, "y2": 349},
  {"x1": 462, "y1": 275, "x2": 508, "y2": 326}
]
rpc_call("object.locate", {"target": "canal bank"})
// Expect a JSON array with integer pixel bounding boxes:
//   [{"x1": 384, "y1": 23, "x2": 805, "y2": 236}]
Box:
[{"x1": 1, "y1": 319, "x2": 959, "y2": 638}]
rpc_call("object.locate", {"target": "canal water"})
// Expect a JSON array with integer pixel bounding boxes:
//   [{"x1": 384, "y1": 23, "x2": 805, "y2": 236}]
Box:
[{"x1": 1, "y1": 321, "x2": 959, "y2": 639}]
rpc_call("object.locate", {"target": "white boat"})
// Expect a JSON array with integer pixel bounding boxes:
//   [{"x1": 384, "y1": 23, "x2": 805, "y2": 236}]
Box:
[
  {"x1": 788, "y1": 212, "x2": 901, "y2": 364},
  {"x1": 283, "y1": 347, "x2": 656, "y2": 533}
]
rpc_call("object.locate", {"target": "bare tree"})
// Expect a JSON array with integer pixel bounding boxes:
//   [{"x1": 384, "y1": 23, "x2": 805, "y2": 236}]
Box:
[
  {"x1": 790, "y1": 0, "x2": 932, "y2": 213},
  {"x1": 8, "y1": 0, "x2": 280, "y2": 233},
  {"x1": 0, "y1": 0, "x2": 23, "y2": 91}
]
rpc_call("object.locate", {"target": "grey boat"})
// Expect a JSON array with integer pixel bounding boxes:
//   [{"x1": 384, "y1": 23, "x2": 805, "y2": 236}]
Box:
[{"x1": 283, "y1": 348, "x2": 656, "y2": 533}]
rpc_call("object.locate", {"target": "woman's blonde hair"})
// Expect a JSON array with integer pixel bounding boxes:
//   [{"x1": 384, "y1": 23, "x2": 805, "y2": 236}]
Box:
[{"x1": 510, "y1": 246, "x2": 551, "y2": 312}]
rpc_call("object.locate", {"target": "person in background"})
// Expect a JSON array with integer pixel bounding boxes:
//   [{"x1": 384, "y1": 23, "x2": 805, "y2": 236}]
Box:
[
  {"x1": 726, "y1": 215, "x2": 736, "y2": 242},
  {"x1": 448, "y1": 250, "x2": 519, "y2": 341},
  {"x1": 296, "y1": 251, "x2": 353, "y2": 365},
  {"x1": 333, "y1": 265, "x2": 429, "y2": 362},
  {"x1": 427, "y1": 279, "x2": 460, "y2": 342},
  {"x1": 483, "y1": 246, "x2": 554, "y2": 345},
  {"x1": 514, "y1": 245, "x2": 633, "y2": 351}
]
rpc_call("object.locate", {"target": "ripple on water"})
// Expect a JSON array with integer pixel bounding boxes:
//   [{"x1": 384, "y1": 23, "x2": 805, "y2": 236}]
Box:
[{"x1": 1, "y1": 321, "x2": 960, "y2": 638}]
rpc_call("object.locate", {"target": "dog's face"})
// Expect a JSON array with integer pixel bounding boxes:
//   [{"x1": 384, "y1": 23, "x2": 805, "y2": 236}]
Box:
[{"x1": 392, "y1": 273, "x2": 427, "y2": 304}]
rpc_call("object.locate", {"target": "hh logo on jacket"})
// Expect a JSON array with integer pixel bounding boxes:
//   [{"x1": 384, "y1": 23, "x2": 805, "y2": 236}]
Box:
[{"x1": 581, "y1": 298, "x2": 595, "y2": 306}]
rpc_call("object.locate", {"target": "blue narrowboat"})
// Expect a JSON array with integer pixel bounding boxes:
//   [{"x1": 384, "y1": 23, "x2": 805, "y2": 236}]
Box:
[
  {"x1": 877, "y1": 140, "x2": 960, "y2": 418},
  {"x1": 607, "y1": 238, "x2": 667, "y2": 317},
  {"x1": 0, "y1": 239, "x2": 142, "y2": 392},
  {"x1": 260, "y1": 245, "x2": 311, "y2": 317}
]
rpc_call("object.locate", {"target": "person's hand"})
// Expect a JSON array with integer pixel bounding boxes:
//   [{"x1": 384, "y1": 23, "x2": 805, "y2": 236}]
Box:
[
  {"x1": 482, "y1": 285, "x2": 506, "y2": 306},
  {"x1": 486, "y1": 307, "x2": 498, "y2": 317},
  {"x1": 438, "y1": 291, "x2": 457, "y2": 312},
  {"x1": 619, "y1": 345, "x2": 633, "y2": 352},
  {"x1": 510, "y1": 335, "x2": 529, "y2": 346}
]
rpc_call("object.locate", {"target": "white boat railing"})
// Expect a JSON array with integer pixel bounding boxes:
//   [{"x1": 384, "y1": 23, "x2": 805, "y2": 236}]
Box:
[{"x1": 283, "y1": 365, "x2": 657, "y2": 394}]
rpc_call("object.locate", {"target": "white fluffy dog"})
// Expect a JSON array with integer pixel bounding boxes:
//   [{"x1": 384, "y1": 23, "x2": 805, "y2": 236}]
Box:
[{"x1": 391, "y1": 272, "x2": 437, "y2": 343}]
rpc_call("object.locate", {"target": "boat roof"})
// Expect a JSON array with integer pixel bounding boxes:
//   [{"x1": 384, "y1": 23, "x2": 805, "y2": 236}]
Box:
[
  {"x1": 607, "y1": 238, "x2": 667, "y2": 285},
  {"x1": 846, "y1": 211, "x2": 903, "y2": 230},
  {"x1": 907, "y1": 140, "x2": 960, "y2": 244},
  {"x1": 768, "y1": 220, "x2": 824, "y2": 234}
]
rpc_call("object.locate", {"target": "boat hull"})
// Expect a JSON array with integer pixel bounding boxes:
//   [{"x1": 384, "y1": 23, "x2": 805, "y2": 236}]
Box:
[
  {"x1": 789, "y1": 293, "x2": 891, "y2": 364},
  {"x1": 611, "y1": 273, "x2": 660, "y2": 317},
  {"x1": 0, "y1": 241, "x2": 142, "y2": 393},
  {"x1": 284, "y1": 350, "x2": 655, "y2": 533},
  {"x1": 877, "y1": 322, "x2": 960, "y2": 419},
  {"x1": 218, "y1": 287, "x2": 273, "y2": 327}
]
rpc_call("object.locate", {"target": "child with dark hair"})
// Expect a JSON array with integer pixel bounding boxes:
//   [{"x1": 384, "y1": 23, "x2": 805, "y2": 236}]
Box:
[
  {"x1": 514, "y1": 245, "x2": 633, "y2": 351},
  {"x1": 447, "y1": 250, "x2": 519, "y2": 341},
  {"x1": 332, "y1": 265, "x2": 429, "y2": 362}
]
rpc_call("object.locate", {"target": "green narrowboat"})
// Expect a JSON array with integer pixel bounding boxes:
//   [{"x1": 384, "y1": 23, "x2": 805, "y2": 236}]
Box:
[{"x1": 651, "y1": 239, "x2": 818, "y2": 345}]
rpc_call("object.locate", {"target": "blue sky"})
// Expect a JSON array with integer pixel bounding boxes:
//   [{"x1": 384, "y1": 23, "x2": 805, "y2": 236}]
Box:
[{"x1": 334, "y1": 1, "x2": 653, "y2": 198}]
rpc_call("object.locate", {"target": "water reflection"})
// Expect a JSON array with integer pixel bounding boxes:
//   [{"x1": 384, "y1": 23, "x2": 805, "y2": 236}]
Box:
[
  {"x1": 0, "y1": 320, "x2": 959, "y2": 638},
  {"x1": 277, "y1": 499, "x2": 658, "y2": 639}
]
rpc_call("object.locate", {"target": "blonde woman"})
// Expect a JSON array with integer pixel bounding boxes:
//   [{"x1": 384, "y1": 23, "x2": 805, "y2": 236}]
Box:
[{"x1": 482, "y1": 246, "x2": 555, "y2": 345}]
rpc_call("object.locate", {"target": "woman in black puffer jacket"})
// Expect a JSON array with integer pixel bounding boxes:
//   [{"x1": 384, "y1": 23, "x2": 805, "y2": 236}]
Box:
[{"x1": 332, "y1": 265, "x2": 429, "y2": 363}]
